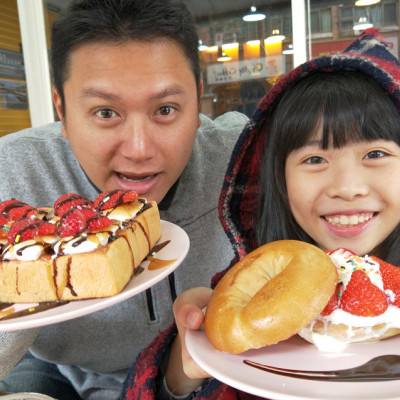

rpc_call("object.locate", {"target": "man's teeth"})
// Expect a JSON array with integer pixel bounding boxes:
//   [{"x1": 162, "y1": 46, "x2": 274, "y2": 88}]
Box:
[
  {"x1": 325, "y1": 213, "x2": 373, "y2": 227},
  {"x1": 119, "y1": 173, "x2": 154, "y2": 183}
]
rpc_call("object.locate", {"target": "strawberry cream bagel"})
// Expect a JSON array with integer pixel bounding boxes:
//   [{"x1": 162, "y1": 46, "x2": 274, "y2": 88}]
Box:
[
  {"x1": 299, "y1": 249, "x2": 400, "y2": 350},
  {"x1": 204, "y1": 240, "x2": 338, "y2": 354},
  {"x1": 0, "y1": 190, "x2": 161, "y2": 302}
]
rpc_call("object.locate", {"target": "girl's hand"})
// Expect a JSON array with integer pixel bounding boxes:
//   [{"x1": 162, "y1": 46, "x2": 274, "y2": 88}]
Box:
[{"x1": 165, "y1": 287, "x2": 213, "y2": 396}]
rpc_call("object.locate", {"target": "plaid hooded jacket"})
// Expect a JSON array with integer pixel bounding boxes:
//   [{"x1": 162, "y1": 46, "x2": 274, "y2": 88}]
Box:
[{"x1": 120, "y1": 28, "x2": 400, "y2": 400}]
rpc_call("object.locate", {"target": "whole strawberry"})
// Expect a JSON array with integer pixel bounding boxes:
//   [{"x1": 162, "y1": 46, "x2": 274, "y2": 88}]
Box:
[
  {"x1": 0, "y1": 199, "x2": 38, "y2": 225},
  {"x1": 378, "y1": 260, "x2": 400, "y2": 308},
  {"x1": 93, "y1": 190, "x2": 139, "y2": 211},
  {"x1": 58, "y1": 208, "x2": 113, "y2": 237},
  {"x1": 340, "y1": 270, "x2": 388, "y2": 317},
  {"x1": 8, "y1": 218, "x2": 58, "y2": 244},
  {"x1": 54, "y1": 193, "x2": 93, "y2": 218}
]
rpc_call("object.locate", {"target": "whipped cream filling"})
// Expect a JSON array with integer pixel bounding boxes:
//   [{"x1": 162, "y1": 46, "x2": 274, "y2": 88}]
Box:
[
  {"x1": 299, "y1": 305, "x2": 400, "y2": 351},
  {"x1": 3, "y1": 240, "x2": 44, "y2": 261},
  {"x1": 300, "y1": 250, "x2": 400, "y2": 351}
]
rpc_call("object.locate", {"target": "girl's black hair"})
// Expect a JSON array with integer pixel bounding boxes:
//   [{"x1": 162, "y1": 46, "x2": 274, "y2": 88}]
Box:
[
  {"x1": 256, "y1": 70, "x2": 400, "y2": 264},
  {"x1": 51, "y1": 0, "x2": 200, "y2": 115}
]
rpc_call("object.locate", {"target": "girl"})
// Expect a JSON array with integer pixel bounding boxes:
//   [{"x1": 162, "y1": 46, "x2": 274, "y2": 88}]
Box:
[{"x1": 121, "y1": 28, "x2": 400, "y2": 400}]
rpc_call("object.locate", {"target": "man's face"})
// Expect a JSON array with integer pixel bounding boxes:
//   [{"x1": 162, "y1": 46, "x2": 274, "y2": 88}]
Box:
[{"x1": 53, "y1": 40, "x2": 202, "y2": 203}]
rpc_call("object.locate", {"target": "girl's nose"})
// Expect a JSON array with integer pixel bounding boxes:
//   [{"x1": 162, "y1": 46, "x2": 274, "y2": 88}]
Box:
[{"x1": 326, "y1": 165, "x2": 369, "y2": 201}]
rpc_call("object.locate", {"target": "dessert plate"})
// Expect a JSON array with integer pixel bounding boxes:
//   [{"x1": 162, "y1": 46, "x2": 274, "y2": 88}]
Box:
[
  {"x1": 0, "y1": 220, "x2": 189, "y2": 331},
  {"x1": 0, "y1": 393, "x2": 56, "y2": 399},
  {"x1": 186, "y1": 328, "x2": 400, "y2": 400}
]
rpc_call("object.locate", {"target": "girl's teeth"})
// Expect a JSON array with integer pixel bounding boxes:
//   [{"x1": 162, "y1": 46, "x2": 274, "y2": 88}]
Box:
[{"x1": 325, "y1": 213, "x2": 373, "y2": 227}]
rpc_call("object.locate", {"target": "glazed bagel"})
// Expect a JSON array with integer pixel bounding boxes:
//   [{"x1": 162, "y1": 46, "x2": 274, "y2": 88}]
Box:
[{"x1": 204, "y1": 240, "x2": 338, "y2": 354}]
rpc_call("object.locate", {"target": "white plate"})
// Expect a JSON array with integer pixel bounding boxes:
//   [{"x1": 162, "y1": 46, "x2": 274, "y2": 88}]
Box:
[
  {"x1": 186, "y1": 328, "x2": 400, "y2": 400},
  {"x1": 0, "y1": 220, "x2": 189, "y2": 331},
  {"x1": 0, "y1": 393, "x2": 56, "y2": 399}
]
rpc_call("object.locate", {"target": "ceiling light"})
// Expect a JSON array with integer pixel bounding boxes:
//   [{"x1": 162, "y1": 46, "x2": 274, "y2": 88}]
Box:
[
  {"x1": 282, "y1": 44, "x2": 294, "y2": 54},
  {"x1": 217, "y1": 51, "x2": 231, "y2": 62},
  {"x1": 265, "y1": 29, "x2": 286, "y2": 45},
  {"x1": 243, "y1": 6, "x2": 266, "y2": 22},
  {"x1": 246, "y1": 40, "x2": 260, "y2": 46},
  {"x1": 355, "y1": 0, "x2": 381, "y2": 5},
  {"x1": 353, "y1": 16, "x2": 373, "y2": 30},
  {"x1": 206, "y1": 46, "x2": 218, "y2": 52},
  {"x1": 222, "y1": 42, "x2": 239, "y2": 50},
  {"x1": 198, "y1": 40, "x2": 208, "y2": 51}
]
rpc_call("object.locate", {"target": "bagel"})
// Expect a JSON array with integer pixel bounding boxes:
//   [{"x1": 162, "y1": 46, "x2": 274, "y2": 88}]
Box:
[{"x1": 204, "y1": 240, "x2": 338, "y2": 354}]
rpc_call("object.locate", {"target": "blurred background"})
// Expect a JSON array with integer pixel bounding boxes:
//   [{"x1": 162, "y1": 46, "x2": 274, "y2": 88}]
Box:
[{"x1": 0, "y1": 0, "x2": 398, "y2": 136}]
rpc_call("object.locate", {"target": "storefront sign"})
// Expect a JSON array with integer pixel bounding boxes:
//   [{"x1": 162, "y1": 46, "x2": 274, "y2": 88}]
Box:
[
  {"x1": 0, "y1": 48, "x2": 25, "y2": 80},
  {"x1": 207, "y1": 56, "x2": 282, "y2": 85},
  {"x1": 0, "y1": 79, "x2": 28, "y2": 110}
]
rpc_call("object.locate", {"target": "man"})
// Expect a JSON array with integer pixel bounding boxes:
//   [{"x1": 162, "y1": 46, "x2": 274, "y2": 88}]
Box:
[{"x1": 0, "y1": 0, "x2": 248, "y2": 398}]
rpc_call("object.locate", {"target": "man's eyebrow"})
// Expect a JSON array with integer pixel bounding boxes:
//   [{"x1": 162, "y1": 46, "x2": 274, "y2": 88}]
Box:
[
  {"x1": 151, "y1": 86, "x2": 186, "y2": 99},
  {"x1": 80, "y1": 88, "x2": 120, "y2": 101},
  {"x1": 80, "y1": 86, "x2": 186, "y2": 101}
]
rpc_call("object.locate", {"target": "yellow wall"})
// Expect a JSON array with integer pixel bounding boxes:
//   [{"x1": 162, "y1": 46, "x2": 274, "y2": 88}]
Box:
[{"x1": 0, "y1": 0, "x2": 31, "y2": 137}]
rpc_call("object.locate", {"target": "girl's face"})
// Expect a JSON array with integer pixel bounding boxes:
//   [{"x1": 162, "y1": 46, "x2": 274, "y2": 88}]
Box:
[{"x1": 285, "y1": 127, "x2": 400, "y2": 256}]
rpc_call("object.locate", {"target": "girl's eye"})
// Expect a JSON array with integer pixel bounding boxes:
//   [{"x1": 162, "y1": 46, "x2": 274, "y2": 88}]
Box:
[
  {"x1": 96, "y1": 109, "x2": 117, "y2": 119},
  {"x1": 157, "y1": 106, "x2": 175, "y2": 116},
  {"x1": 305, "y1": 156, "x2": 325, "y2": 164},
  {"x1": 365, "y1": 150, "x2": 386, "y2": 159}
]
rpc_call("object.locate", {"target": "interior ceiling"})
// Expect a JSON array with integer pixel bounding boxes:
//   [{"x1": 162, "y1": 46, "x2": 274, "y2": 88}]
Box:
[
  {"x1": 46, "y1": 0, "x2": 357, "y2": 21},
  {"x1": 46, "y1": 0, "x2": 291, "y2": 18}
]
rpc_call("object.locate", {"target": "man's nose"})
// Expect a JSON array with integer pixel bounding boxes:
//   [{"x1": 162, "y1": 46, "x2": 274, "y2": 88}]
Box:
[{"x1": 119, "y1": 118, "x2": 156, "y2": 160}]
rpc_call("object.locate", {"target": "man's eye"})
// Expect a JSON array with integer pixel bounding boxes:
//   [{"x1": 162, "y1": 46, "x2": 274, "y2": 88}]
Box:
[
  {"x1": 305, "y1": 156, "x2": 325, "y2": 164},
  {"x1": 157, "y1": 106, "x2": 174, "y2": 116},
  {"x1": 96, "y1": 109, "x2": 116, "y2": 119},
  {"x1": 365, "y1": 150, "x2": 385, "y2": 159}
]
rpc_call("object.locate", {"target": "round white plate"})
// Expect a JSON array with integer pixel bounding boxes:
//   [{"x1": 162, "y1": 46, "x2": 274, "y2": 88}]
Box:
[
  {"x1": 186, "y1": 328, "x2": 400, "y2": 400},
  {"x1": 0, "y1": 220, "x2": 189, "y2": 331},
  {"x1": 0, "y1": 394, "x2": 56, "y2": 399}
]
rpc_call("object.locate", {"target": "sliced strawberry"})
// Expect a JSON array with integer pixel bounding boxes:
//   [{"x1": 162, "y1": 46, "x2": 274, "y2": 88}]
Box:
[
  {"x1": 0, "y1": 199, "x2": 38, "y2": 225},
  {"x1": 321, "y1": 284, "x2": 341, "y2": 316},
  {"x1": 58, "y1": 208, "x2": 113, "y2": 237},
  {"x1": 54, "y1": 193, "x2": 93, "y2": 218},
  {"x1": 8, "y1": 218, "x2": 57, "y2": 244},
  {"x1": 340, "y1": 270, "x2": 388, "y2": 317},
  {"x1": 93, "y1": 190, "x2": 139, "y2": 211}
]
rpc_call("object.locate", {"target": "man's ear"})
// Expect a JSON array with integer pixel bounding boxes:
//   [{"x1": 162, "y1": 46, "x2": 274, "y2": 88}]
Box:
[
  {"x1": 52, "y1": 87, "x2": 67, "y2": 138},
  {"x1": 198, "y1": 80, "x2": 204, "y2": 128}
]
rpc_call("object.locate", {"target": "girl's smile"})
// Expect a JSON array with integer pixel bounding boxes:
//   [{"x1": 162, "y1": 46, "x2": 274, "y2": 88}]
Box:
[{"x1": 321, "y1": 211, "x2": 376, "y2": 237}]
